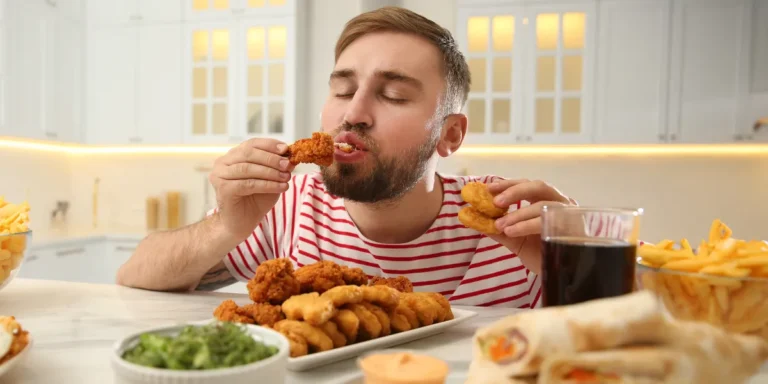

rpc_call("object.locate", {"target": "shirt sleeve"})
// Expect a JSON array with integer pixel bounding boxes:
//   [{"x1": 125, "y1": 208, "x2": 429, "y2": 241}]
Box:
[{"x1": 207, "y1": 174, "x2": 306, "y2": 282}]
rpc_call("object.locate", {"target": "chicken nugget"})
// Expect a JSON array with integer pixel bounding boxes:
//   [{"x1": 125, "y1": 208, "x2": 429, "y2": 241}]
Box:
[
  {"x1": 281, "y1": 292, "x2": 337, "y2": 326},
  {"x1": 319, "y1": 321, "x2": 347, "y2": 348},
  {"x1": 274, "y1": 320, "x2": 334, "y2": 353},
  {"x1": 458, "y1": 206, "x2": 500, "y2": 235},
  {"x1": 414, "y1": 292, "x2": 448, "y2": 322},
  {"x1": 369, "y1": 275, "x2": 413, "y2": 293},
  {"x1": 400, "y1": 293, "x2": 438, "y2": 326},
  {"x1": 213, "y1": 299, "x2": 255, "y2": 324},
  {"x1": 295, "y1": 260, "x2": 346, "y2": 293},
  {"x1": 420, "y1": 292, "x2": 454, "y2": 321},
  {"x1": 247, "y1": 258, "x2": 301, "y2": 305},
  {"x1": 287, "y1": 132, "x2": 334, "y2": 167},
  {"x1": 395, "y1": 302, "x2": 420, "y2": 329},
  {"x1": 332, "y1": 309, "x2": 360, "y2": 342},
  {"x1": 360, "y1": 285, "x2": 400, "y2": 310},
  {"x1": 321, "y1": 285, "x2": 363, "y2": 307},
  {"x1": 340, "y1": 265, "x2": 369, "y2": 286},
  {"x1": 280, "y1": 330, "x2": 309, "y2": 357},
  {"x1": 236, "y1": 302, "x2": 285, "y2": 327},
  {"x1": 345, "y1": 303, "x2": 382, "y2": 341},
  {"x1": 390, "y1": 312, "x2": 412, "y2": 333},
  {"x1": 360, "y1": 302, "x2": 391, "y2": 336},
  {"x1": 461, "y1": 181, "x2": 507, "y2": 218}
]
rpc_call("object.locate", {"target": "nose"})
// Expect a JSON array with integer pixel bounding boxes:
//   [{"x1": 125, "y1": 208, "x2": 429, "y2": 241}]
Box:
[{"x1": 343, "y1": 92, "x2": 374, "y2": 129}]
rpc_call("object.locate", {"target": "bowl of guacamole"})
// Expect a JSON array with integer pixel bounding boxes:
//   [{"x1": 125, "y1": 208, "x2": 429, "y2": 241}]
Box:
[{"x1": 111, "y1": 321, "x2": 289, "y2": 384}]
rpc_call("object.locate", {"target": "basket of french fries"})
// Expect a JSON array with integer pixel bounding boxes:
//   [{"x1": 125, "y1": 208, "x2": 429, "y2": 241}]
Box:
[
  {"x1": 636, "y1": 219, "x2": 768, "y2": 341},
  {"x1": 0, "y1": 197, "x2": 31, "y2": 292}
]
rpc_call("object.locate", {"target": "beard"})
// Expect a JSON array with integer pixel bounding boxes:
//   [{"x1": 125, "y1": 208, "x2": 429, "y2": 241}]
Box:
[{"x1": 320, "y1": 124, "x2": 440, "y2": 204}]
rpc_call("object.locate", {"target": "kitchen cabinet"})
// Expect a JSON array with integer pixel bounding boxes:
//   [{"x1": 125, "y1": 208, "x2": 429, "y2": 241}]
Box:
[
  {"x1": 666, "y1": 0, "x2": 754, "y2": 144},
  {"x1": 183, "y1": 13, "x2": 296, "y2": 144},
  {"x1": 19, "y1": 237, "x2": 139, "y2": 285},
  {"x1": 457, "y1": 1, "x2": 596, "y2": 145},
  {"x1": 594, "y1": 0, "x2": 671, "y2": 144},
  {"x1": 85, "y1": 23, "x2": 183, "y2": 145},
  {"x1": 86, "y1": 0, "x2": 182, "y2": 27},
  {"x1": 184, "y1": 0, "x2": 295, "y2": 22},
  {"x1": 0, "y1": 0, "x2": 7, "y2": 130}
]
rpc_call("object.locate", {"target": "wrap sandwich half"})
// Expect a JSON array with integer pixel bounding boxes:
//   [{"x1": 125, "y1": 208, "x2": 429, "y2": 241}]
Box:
[
  {"x1": 471, "y1": 291, "x2": 672, "y2": 376},
  {"x1": 537, "y1": 319, "x2": 768, "y2": 384}
]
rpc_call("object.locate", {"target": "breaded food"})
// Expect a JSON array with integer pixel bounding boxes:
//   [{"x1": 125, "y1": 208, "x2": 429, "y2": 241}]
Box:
[
  {"x1": 458, "y1": 206, "x2": 501, "y2": 235},
  {"x1": 213, "y1": 299, "x2": 255, "y2": 324},
  {"x1": 321, "y1": 285, "x2": 363, "y2": 307},
  {"x1": 295, "y1": 260, "x2": 346, "y2": 294},
  {"x1": 332, "y1": 309, "x2": 360, "y2": 342},
  {"x1": 247, "y1": 258, "x2": 301, "y2": 304},
  {"x1": 360, "y1": 302, "x2": 391, "y2": 337},
  {"x1": 395, "y1": 302, "x2": 420, "y2": 329},
  {"x1": 414, "y1": 292, "x2": 448, "y2": 322},
  {"x1": 281, "y1": 292, "x2": 337, "y2": 326},
  {"x1": 461, "y1": 181, "x2": 507, "y2": 218},
  {"x1": 420, "y1": 292, "x2": 454, "y2": 321},
  {"x1": 340, "y1": 265, "x2": 369, "y2": 286},
  {"x1": 280, "y1": 330, "x2": 309, "y2": 357},
  {"x1": 319, "y1": 321, "x2": 347, "y2": 348},
  {"x1": 345, "y1": 303, "x2": 382, "y2": 341},
  {"x1": 335, "y1": 142, "x2": 354, "y2": 153},
  {"x1": 274, "y1": 320, "x2": 334, "y2": 353},
  {"x1": 390, "y1": 312, "x2": 412, "y2": 333},
  {"x1": 369, "y1": 275, "x2": 414, "y2": 293},
  {"x1": 401, "y1": 293, "x2": 439, "y2": 326},
  {"x1": 0, "y1": 316, "x2": 29, "y2": 365},
  {"x1": 287, "y1": 132, "x2": 334, "y2": 167},
  {"x1": 360, "y1": 285, "x2": 400, "y2": 310}
]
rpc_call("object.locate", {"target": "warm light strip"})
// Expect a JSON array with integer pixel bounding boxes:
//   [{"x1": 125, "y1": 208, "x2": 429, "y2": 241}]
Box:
[{"x1": 1, "y1": 137, "x2": 767, "y2": 156}]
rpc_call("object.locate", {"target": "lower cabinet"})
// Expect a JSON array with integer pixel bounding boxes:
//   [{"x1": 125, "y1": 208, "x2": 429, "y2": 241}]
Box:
[{"x1": 18, "y1": 237, "x2": 140, "y2": 285}]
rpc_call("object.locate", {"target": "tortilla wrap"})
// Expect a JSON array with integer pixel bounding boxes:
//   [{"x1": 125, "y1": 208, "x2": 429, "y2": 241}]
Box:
[
  {"x1": 464, "y1": 358, "x2": 537, "y2": 384},
  {"x1": 538, "y1": 347, "x2": 695, "y2": 384},
  {"x1": 471, "y1": 291, "x2": 671, "y2": 376}
]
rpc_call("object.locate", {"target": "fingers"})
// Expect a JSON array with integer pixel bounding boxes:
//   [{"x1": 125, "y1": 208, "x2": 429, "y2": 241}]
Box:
[
  {"x1": 501, "y1": 217, "x2": 542, "y2": 238},
  {"x1": 219, "y1": 163, "x2": 291, "y2": 183},
  {"x1": 244, "y1": 138, "x2": 290, "y2": 155},
  {"x1": 223, "y1": 179, "x2": 290, "y2": 196},
  {"x1": 487, "y1": 179, "x2": 529, "y2": 194},
  {"x1": 492, "y1": 179, "x2": 569, "y2": 208},
  {"x1": 496, "y1": 201, "x2": 566, "y2": 237},
  {"x1": 222, "y1": 145, "x2": 291, "y2": 172}
]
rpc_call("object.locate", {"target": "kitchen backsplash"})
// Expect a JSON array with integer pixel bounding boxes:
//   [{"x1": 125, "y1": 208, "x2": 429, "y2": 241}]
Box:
[{"x1": 2, "y1": 147, "x2": 766, "y2": 243}]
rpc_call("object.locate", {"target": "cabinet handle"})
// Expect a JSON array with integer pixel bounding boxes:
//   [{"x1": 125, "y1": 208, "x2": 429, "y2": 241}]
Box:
[
  {"x1": 46, "y1": 131, "x2": 58, "y2": 139},
  {"x1": 45, "y1": 0, "x2": 57, "y2": 7},
  {"x1": 526, "y1": 136, "x2": 532, "y2": 142},
  {"x1": 56, "y1": 247, "x2": 86, "y2": 257},
  {"x1": 734, "y1": 134, "x2": 744, "y2": 141},
  {"x1": 27, "y1": 255, "x2": 39, "y2": 262},
  {"x1": 232, "y1": 8, "x2": 245, "y2": 14},
  {"x1": 129, "y1": 137, "x2": 143, "y2": 143},
  {"x1": 745, "y1": 134, "x2": 754, "y2": 141},
  {"x1": 669, "y1": 133, "x2": 677, "y2": 141},
  {"x1": 658, "y1": 133, "x2": 667, "y2": 141},
  {"x1": 114, "y1": 246, "x2": 136, "y2": 252},
  {"x1": 129, "y1": 14, "x2": 142, "y2": 21}
]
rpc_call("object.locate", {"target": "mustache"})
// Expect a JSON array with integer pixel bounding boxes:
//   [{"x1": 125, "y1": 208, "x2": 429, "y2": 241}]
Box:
[{"x1": 330, "y1": 122, "x2": 376, "y2": 151}]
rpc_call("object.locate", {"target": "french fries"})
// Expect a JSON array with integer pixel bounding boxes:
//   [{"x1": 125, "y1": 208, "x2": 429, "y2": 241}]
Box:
[
  {"x1": 0, "y1": 197, "x2": 30, "y2": 286},
  {"x1": 637, "y1": 219, "x2": 768, "y2": 340}
]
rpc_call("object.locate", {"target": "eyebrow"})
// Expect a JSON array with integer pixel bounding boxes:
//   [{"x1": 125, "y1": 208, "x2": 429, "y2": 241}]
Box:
[{"x1": 329, "y1": 69, "x2": 423, "y2": 89}]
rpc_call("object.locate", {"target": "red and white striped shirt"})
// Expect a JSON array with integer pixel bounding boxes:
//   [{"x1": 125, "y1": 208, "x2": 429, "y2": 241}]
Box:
[{"x1": 219, "y1": 172, "x2": 542, "y2": 308}]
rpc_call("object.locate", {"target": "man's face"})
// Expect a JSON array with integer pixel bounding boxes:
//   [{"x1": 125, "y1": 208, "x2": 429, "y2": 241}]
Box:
[{"x1": 319, "y1": 31, "x2": 447, "y2": 203}]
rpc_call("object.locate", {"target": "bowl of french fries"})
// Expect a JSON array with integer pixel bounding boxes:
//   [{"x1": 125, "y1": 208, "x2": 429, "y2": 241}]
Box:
[
  {"x1": 0, "y1": 197, "x2": 31, "y2": 293},
  {"x1": 636, "y1": 219, "x2": 768, "y2": 341}
]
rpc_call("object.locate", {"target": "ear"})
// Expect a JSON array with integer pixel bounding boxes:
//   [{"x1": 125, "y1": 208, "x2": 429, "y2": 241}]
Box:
[{"x1": 436, "y1": 113, "x2": 467, "y2": 157}]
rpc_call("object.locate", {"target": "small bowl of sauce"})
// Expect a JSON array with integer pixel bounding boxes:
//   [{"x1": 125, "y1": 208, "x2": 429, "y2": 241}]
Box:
[{"x1": 357, "y1": 350, "x2": 450, "y2": 384}]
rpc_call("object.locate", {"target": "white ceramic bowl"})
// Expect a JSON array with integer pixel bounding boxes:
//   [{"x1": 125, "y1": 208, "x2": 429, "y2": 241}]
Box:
[{"x1": 111, "y1": 322, "x2": 289, "y2": 384}]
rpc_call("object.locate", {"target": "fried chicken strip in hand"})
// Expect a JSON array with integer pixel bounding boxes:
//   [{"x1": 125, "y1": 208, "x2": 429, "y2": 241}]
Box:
[
  {"x1": 369, "y1": 275, "x2": 413, "y2": 293},
  {"x1": 287, "y1": 132, "x2": 334, "y2": 167},
  {"x1": 247, "y1": 259, "x2": 301, "y2": 305},
  {"x1": 295, "y1": 260, "x2": 345, "y2": 293}
]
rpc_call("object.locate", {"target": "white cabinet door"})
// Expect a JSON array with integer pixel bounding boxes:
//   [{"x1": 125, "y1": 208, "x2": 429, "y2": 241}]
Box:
[
  {"x1": 104, "y1": 240, "x2": 138, "y2": 284},
  {"x1": 16, "y1": 248, "x2": 58, "y2": 281},
  {"x1": 54, "y1": 16, "x2": 83, "y2": 143},
  {"x1": 184, "y1": 0, "x2": 239, "y2": 21},
  {"x1": 10, "y1": 1, "x2": 47, "y2": 141},
  {"x1": 58, "y1": 0, "x2": 85, "y2": 22},
  {"x1": 137, "y1": 24, "x2": 183, "y2": 144},
  {"x1": 137, "y1": 0, "x2": 183, "y2": 24},
  {"x1": 667, "y1": 0, "x2": 752, "y2": 143},
  {"x1": 0, "y1": 0, "x2": 8, "y2": 131},
  {"x1": 594, "y1": 0, "x2": 671, "y2": 144},
  {"x1": 86, "y1": 0, "x2": 137, "y2": 27},
  {"x1": 85, "y1": 25, "x2": 138, "y2": 144}
]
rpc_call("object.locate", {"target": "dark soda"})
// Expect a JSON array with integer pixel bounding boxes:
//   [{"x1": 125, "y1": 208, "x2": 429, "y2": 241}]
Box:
[{"x1": 542, "y1": 237, "x2": 636, "y2": 307}]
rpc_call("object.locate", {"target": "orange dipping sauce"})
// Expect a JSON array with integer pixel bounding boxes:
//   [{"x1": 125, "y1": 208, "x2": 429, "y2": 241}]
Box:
[{"x1": 358, "y1": 351, "x2": 450, "y2": 384}]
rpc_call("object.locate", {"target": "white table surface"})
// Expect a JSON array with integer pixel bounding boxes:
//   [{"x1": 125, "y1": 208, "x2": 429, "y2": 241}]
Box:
[{"x1": 0, "y1": 278, "x2": 517, "y2": 384}]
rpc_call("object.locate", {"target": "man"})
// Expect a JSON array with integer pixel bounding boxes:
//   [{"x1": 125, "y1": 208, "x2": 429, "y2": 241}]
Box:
[{"x1": 116, "y1": 7, "x2": 577, "y2": 308}]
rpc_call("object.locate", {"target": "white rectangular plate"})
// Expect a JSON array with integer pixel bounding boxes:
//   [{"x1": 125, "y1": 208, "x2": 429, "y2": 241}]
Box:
[{"x1": 287, "y1": 307, "x2": 477, "y2": 371}]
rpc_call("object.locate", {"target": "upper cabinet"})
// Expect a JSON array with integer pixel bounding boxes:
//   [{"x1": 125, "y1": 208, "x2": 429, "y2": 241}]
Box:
[
  {"x1": 457, "y1": 0, "x2": 763, "y2": 145},
  {"x1": 86, "y1": 0, "x2": 182, "y2": 26},
  {"x1": 184, "y1": 0, "x2": 293, "y2": 21},
  {"x1": 0, "y1": 0, "x2": 6, "y2": 130}
]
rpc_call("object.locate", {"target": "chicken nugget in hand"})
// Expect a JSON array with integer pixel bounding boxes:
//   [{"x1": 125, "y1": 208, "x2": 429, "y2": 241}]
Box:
[{"x1": 287, "y1": 132, "x2": 334, "y2": 167}]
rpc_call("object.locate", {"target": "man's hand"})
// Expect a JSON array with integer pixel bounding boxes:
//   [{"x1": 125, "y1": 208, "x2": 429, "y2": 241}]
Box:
[
  {"x1": 209, "y1": 138, "x2": 295, "y2": 241},
  {"x1": 486, "y1": 179, "x2": 577, "y2": 275}
]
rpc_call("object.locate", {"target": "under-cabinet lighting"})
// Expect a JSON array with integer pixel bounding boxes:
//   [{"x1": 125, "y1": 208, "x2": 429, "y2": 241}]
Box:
[{"x1": 1, "y1": 137, "x2": 767, "y2": 156}]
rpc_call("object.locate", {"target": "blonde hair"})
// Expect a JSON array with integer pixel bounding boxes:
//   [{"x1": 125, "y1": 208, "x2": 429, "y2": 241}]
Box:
[{"x1": 335, "y1": 6, "x2": 471, "y2": 114}]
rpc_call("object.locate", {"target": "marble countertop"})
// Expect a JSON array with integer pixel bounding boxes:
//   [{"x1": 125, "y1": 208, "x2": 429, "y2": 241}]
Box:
[{"x1": 0, "y1": 279, "x2": 514, "y2": 384}]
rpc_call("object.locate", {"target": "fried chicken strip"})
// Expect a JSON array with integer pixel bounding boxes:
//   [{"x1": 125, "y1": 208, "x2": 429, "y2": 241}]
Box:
[
  {"x1": 340, "y1": 265, "x2": 369, "y2": 286},
  {"x1": 287, "y1": 132, "x2": 334, "y2": 167},
  {"x1": 295, "y1": 260, "x2": 346, "y2": 293},
  {"x1": 213, "y1": 299, "x2": 285, "y2": 327},
  {"x1": 247, "y1": 258, "x2": 301, "y2": 305},
  {"x1": 369, "y1": 275, "x2": 414, "y2": 293}
]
